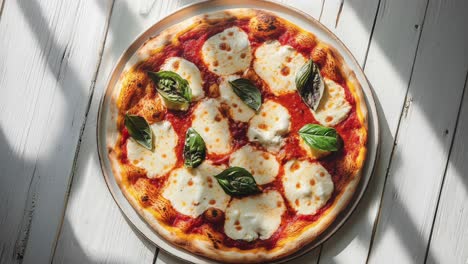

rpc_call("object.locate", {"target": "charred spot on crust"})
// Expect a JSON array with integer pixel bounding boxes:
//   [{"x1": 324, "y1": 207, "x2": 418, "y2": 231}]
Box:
[
  {"x1": 249, "y1": 12, "x2": 283, "y2": 39},
  {"x1": 311, "y1": 44, "x2": 344, "y2": 82},
  {"x1": 127, "y1": 94, "x2": 166, "y2": 123}
]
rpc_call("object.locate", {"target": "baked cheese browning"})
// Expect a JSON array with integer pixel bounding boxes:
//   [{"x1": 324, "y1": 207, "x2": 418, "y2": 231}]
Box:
[
  {"x1": 192, "y1": 99, "x2": 232, "y2": 155},
  {"x1": 202, "y1": 26, "x2": 252, "y2": 75},
  {"x1": 160, "y1": 57, "x2": 205, "y2": 100},
  {"x1": 224, "y1": 190, "x2": 286, "y2": 241},
  {"x1": 253, "y1": 40, "x2": 306, "y2": 96},
  {"x1": 247, "y1": 100, "x2": 291, "y2": 152},
  {"x1": 312, "y1": 78, "x2": 352, "y2": 126},
  {"x1": 162, "y1": 162, "x2": 230, "y2": 217},
  {"x1": 218, "y1": 75, "x2": 256, "y2": 122},
  {"x1": 126, "y1": 121, "x2": 178, "y2": 178},
  {"x1": 283, "y1": 160, "x2": 334, "y2": 215},
  {"x1": 229, "y1": 145, "x2": 279, "y2": 185}
]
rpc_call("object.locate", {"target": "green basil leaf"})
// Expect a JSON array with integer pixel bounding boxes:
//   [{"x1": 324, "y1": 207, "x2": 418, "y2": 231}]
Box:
[
  {"x1": 183, "y1": 128, "x2": 206, "y2": 168},
  {"x1": 298, "y1": 124, "x2": 342, "y2": 151},
  {"x1": 214, "y1": 167, "x2": 261, "y2": 197},
  {"x1": 228, "y1": 78, "x2": 262, "y2": 112},
  {"x1": 124, "y1": 114, "x2": 153, "y2": 150},
  {"x1": 147, "y1": 70, "x2": 192, "y2": 111},
  {"x1": 295, "y1": 60, "x2": 324, "y2": 111}
]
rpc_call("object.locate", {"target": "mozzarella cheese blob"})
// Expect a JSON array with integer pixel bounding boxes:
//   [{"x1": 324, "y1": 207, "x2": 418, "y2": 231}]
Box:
[
  {"x1": 312, "y1": 78, "x2": 351, "y2": 126},
  {"x1": 224, "y1": 190, "x2": 285, "y2": 241},
  {"x1": 160, "y1": 57, "x2": 204, "y2": 100},
  {"x1": 162, "y1": 162, "x2": 230, "y2": 217},
  {"x1": 254, "y1": 40, "x2": 306, "y2": 96},
  {"x1": 192, "y1": 99, "x2": 232, "y2": 155},
  {"x1": 247, "y1": 100, "x2": 291, "y2": 152},
  {"x1": 229, "y1": 145, "x2": 279, "y2": 185},
  {"x1": 282, "y1": 160, "x2": 334, "y2": 215},
  {"x1": 218, "y1": 75, "x2": 256, "y2": 122},
  {"x1": 201, "y1": 27, "x2": 252, "y2": 75},
  {"x1": 127, "y1": 121, "x2": 178, "y2": 178}
]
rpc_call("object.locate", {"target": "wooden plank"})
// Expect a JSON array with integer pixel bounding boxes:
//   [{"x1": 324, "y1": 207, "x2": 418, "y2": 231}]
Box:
[
  {"x1": 279, "y1": 0, "x2": 324, "y2": 19},
  {"x1": 320, "y1": 0, "x2": 379, "y2": 66},
  {"x1": 0, "y1": 0, "x2": 112, "y2": 263},
  {"x1": 426, "y1": 76, "x2": 468, "y2": 264},
  {"x1": 367, "y1": 0, "x2": 468, "y2": 263},
  {"x1": 318, "y1": 0, "x2": 430, "y2": 263},
  {"x1": 52, "y1": 0, "x2": 200, "y2": 263}
]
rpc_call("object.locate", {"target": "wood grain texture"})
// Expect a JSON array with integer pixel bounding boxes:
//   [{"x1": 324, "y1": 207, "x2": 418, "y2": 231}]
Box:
[
  {"x1": 368, "y1": 0, "x2": 468, "y2": 263},
  {"x1": 427, "y1": 76, "x2": 468, "y2": 264},
  {"x1": 52, "y1": 0, "x2": 203, "y2": 263},
  {"x1": 0, "y1": 0, "x2": 112, "y2": 263},
  {"x1": 318, "y1": 0, "x2": 430, "y2": 263}
]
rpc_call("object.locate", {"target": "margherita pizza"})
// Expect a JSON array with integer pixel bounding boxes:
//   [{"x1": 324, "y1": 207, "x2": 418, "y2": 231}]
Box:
[{"x1": 107, "y1": 9, "x2": 368, "y2": 263}]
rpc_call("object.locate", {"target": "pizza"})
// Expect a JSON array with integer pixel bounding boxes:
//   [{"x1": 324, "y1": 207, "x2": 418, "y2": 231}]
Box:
[{"x1": 107, "y1": 8, "x2": 368, "y2": 263}]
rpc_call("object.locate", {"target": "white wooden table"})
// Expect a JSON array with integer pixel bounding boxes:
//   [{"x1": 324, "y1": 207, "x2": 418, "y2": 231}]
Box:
[{"x1": 1, "y1": 0, "x2": 467, "y2": 263}]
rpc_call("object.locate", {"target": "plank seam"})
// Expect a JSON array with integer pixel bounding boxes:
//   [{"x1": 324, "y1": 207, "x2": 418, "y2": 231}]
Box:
[
  {"x1": 50, "y1": 0, "x2": 116, "y2": 261},
  {"x1": 152, "y1": 247, "x2": 159, "y2": 264},
  {"x1": 362, "y1": 0, "x2": 383, "y2": 70},
  {"x1": 0, "y1": 0, "x2": 5, "y2": 21},
  {"x1": 364, "y1": 0, "x2": 432, "y2": 262},
  {"x1": 318, "y1": 0, "x2": 326, "y2": 21},
  {"x1": 423, "y1": 70, "x2": 468, "y2": 264},
  {"x1": 13, "y1": 163, "x2": 38, "y2": 262},
  {"x1": 334, "y1": 0, "x2": 344, "y2": 28}
]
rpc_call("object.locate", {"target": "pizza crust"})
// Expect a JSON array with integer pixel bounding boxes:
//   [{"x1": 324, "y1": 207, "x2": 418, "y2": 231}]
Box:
[{"x1": 107, "y1": 8, "x2": 368, "y2": 263}]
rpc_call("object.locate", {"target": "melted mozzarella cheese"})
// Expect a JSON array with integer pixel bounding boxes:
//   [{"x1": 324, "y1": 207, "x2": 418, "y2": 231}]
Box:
[
  {"x1": 218, "y1": 75, "x2": 256, "y2": 122},
  {"x1": 192, "y1": 99, "x2": 232, "y2": 155},
  {"x1": 254, "y1": 40, "x2": 306, "y2": 96},
  {"x1": 312, "y1": 78, "x2": 351, "y2": 126},
  {"x1": 127, "y1": 121, "x2": 178, "y2": 178},
  {"x1": 282, "y1": 160, "x2": 334, "y2": 215},
  {"x1": 224, "y1": 190, "x2": 285, "y2": 241},
  {"x1": 247, "y1": 100, "x2": 291, "y2": 152},
  {"x1": 160, "y1": 57, "x2": 204, "y2": 100},
  {"x1": 162, "y1": 162, "x2": 230, "y2": 217},
  {"x1": 201, "y1": 27, "x2": 252, "y2": 75},
  {"x1": 229, "y1": 145, "x2": 279, "y2": 185}
]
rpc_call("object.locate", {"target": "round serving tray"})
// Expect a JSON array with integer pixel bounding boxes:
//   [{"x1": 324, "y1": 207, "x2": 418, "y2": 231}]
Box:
[{"x1": 97, "y1": 0, "x2": 380, "y2": 263}]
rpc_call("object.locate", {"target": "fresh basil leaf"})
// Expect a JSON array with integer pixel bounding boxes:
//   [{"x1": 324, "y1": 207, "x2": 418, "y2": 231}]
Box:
[
  {"x1": 147, "y1": 70, "x2": 192, "y2": 111},
  {"x1": 214, "y1": 167, "x2": 261, "y2": 197},
  {"x1": 228, "y1": 78, "x2": 262, "y2": 112},
  {"x1": 124, "y1": 114, "x2": 153, "y2": 150},
  {"x1": 298, "y1": 124, "x2": 342, "y2": 151},
  {"x1": 183, "y1": 128, "x2": 206, "y2": 168},
  {"x1": 295, "y1": 60, "x2": 324, "y2": 111}
]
